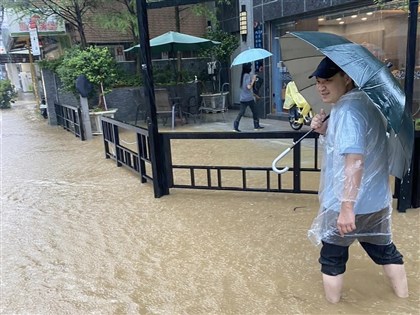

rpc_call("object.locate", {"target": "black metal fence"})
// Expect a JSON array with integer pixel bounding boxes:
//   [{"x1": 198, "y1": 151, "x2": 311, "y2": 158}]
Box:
[
  {"x1": 101, "y1": 117, "x2": 321, "y2": 195},
  {"x1": 55, "y1": 103, "x2": 85, "y2": 140},
  {"x1": 102, "y1": 117, "x2": 152, "y2": 183}
]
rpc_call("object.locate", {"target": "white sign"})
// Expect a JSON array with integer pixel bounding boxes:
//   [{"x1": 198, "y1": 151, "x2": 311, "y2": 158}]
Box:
[
  {"x1": 5, "y1": 10, "x2": 65, "y2": 35},
  {"x1": 29, "y1": 27, "x2": 41, "y2": 56}
]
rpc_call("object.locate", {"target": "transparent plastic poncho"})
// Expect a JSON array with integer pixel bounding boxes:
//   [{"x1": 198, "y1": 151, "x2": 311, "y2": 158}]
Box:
[{"x1": 308, "y1": 90, "x2": 393, "y2": 247}]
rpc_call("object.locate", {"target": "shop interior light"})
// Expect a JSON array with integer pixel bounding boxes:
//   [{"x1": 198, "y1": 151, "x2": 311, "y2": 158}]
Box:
[
  {"x1": 339, "y1": 21, "x2": 345, "y2": 24},
  {"x1": 366, "y1": 12, "x2": 373, "y2": 15},
  {"x1": 361, "y1": 17, "x2": 368, "y2": 21},
  {"x1": 336, "y1": 17, "x2": 342, "y2": 21},
  {"x1": 351, "y1": 15, "x2": 358, "y2": 18},
  {"x1": 318, "y1": 17, "x2": 325, "y2": 21}
]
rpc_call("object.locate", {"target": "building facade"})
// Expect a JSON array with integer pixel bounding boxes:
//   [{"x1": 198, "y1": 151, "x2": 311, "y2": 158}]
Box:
[
  {"x1": 0, "y1": 2, "x2": 209, "y2": 93},
  {"x1": 219, "y1": 0, "x2": 419, "y2": 121}
]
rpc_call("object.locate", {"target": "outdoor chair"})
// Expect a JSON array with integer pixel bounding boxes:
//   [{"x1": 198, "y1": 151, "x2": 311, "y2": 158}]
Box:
[
  {"x1": 182, "y1": 95, "x2": 201, "y2": 123},
  {"x1": 154, "y1": 88, "x2": 181, "y2": 129},
  {"x1": 133, "y1": 89, "x2": 146, "y2": 126}
]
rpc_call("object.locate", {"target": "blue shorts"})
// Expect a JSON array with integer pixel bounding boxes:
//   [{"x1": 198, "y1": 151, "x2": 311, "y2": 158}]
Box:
[{"x1": 319, "y1": 241, "x2": 404, "y2": 276}]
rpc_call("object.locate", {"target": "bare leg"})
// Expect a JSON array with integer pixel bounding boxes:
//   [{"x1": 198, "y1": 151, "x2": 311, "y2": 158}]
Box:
[
  {"x1": 322, "y1": 273, "x2": 343, "y2": 303},
  {"x1": 383, "y1": 264, "x2": 408, "y2": 298}
]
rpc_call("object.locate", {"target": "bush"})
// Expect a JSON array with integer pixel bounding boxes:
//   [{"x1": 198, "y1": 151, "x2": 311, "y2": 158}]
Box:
[
  {"x1": 55, "y1": 46, "x2": 118, "y2": 109},
  {"x1": 56, "y1": 46, "x2": 118, "y2": 93},
  {"x1": 0, "y1": 80, "x2": 17, "y2": 109},
  {"x1": 113, "y1": 69, "x2": 143, "y2": 88},
  {"x1": 201, "y1": 28, "x2": 239, "y2": 63},
  {"x1": 153, "y1": 64, "x2": 195, "y2": 85}
]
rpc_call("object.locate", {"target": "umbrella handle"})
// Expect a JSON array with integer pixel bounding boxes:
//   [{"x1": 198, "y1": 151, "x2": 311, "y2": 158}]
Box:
[
  {"x1": 272, "y1": 147, "x2": 292, "y2": 174},
  {"x1": 271, "y1": 114, "x2": 330, "y2": 174}
]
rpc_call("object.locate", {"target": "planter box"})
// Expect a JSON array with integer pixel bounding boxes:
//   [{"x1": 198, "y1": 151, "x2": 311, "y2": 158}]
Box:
[
  {"x1": 89, "y1": 108, "x2": 118, "y2": 135},
  {"x1": 200, "y1": 91, "x2": 229, "y2": 109}
]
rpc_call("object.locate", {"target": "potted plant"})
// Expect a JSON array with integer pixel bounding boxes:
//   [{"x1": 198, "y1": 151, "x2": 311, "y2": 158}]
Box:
[
  {"x1": 0, "y1": 80, "x2": 18, "y2": 109},
  {"x1": 56, "y1": 45, "x2": 118, "y2": 108},
  {"x1": 55, "y1": 45, "x2": 119, "y2": 134}
]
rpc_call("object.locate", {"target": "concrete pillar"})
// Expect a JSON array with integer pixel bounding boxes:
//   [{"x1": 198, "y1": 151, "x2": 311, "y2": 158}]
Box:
[
  {"x1": 80, "y1": 96, "x2": 93, "y2": 140},
  {"x1": 40, "y1": 69, "x2": 58, "y2": 125}
]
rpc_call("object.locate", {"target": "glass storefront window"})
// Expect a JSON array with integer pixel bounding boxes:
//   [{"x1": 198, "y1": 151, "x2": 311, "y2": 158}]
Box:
[{"x1": 275, "y1": 1, "x2": 419, "y2": 119}]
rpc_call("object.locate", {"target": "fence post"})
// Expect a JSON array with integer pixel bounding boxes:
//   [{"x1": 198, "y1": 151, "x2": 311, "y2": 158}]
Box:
[
  {"x1": 76, "y1": 108, "x2": 85, "y2": 140},
  {"x1": 161, "y1": 135, "x2": 173, "y2": 188},
  {"x1": 136, "y1": 133, "x2": 147, "y2": 183},
  {"x1": 147, "y1": 122, "x2": 169, "y2": 197},
  {"x1": 113, "y1": 124, "x2": 122, "y2": 167},
  {"x1": 293, "y1": 138, "x2": 301, "y2": 193},
  {"x1": 79, "y1": 95, "x2": 93, "y2": 140}
]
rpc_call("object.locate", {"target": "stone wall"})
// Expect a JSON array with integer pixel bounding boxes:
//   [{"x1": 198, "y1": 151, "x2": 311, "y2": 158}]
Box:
[
  {"x1": 41, "y1": 56, "x2": 214, "y2": 125},
  {"x1": 105, "y1": 87, "x2": 144, "y2": 124},
  {"x1": 41, "y1": 67, "x2": 202, "y2": 126}
]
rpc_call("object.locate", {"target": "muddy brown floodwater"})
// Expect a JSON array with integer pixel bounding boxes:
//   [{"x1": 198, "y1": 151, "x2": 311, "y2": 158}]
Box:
[{"x1": 1, "y1": 100, "x2": 419, "y2": 314}]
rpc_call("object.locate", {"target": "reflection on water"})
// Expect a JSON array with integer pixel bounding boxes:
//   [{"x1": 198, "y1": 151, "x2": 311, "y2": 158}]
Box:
[{"x1": 1, "y1": 101, "x2": 419, "y2": 314}]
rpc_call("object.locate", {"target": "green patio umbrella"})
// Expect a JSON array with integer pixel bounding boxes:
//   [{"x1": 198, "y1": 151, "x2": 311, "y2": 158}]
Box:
[
  {"x1": 124, "y1": 31, "x2": 221, "y2": 53},
  {"x1": 150, "y1": 31, "x2": 220, "y2": 53},
  {"x1": 124, "y1": 31, "x2": 220, "y2": 81}
]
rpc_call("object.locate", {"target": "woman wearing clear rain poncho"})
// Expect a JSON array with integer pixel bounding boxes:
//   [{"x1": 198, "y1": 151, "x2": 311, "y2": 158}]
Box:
[{"x1": 307, "y1": 57, "x2": 408, "y2": 303}]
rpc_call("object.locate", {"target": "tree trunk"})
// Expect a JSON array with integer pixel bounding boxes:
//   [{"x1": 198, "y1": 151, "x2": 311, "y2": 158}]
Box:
[
  {"x1": 74, "y1": 2, "x2": 87, "y2": 48},
  {"x1": 78, "y1": 25, "x2": 88, "y2": 49}
]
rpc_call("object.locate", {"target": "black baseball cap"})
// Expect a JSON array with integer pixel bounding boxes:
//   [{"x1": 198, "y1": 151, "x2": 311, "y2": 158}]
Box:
[{"x1": 309, "y1": 57, "x2": 342, "y2": 79}]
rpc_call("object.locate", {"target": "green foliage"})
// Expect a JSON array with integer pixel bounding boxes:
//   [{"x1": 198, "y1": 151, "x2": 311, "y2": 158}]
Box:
[
  {"x1": 189, "y1": 2, "x2": 238, "y2": 63},
  {"x1": 37, "y1": 57, "x2": 63, "y2": 72},
  {"x1": 154, "y1": 66, "x2": 176, "y2": 85},
  {"x1": 153, "y1": 65, "x2": 194, "y2": 85},
  {"x1": 94, "y1": 0, "x2": 138, "y2": 42},
  {"x1": 373, "y1": 0, "x2": 409, "y2": 10},
  {"x1": 56, "y1": 46, "x2": 118, "y2": 95},
  {"x1": 192, "y1": 0, "x2": 232, "y2": 29},
  {"x1": 113, "y1": 71, "x2": 143, "y2": 87},
  {"x1": 200, "y1": 28, "x2": 239, "y2": 63},
  {"x1": 0, "y1": 80, "x2": 18, "y2": 109},
  {"x1": 179, "y1": 69, "x2": 194, "y2": 83}
]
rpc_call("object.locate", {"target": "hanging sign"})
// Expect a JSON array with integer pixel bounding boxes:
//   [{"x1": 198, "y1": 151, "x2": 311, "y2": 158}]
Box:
[{"x1": 29, "y1": 22, "x2": 41, "y2": 56}]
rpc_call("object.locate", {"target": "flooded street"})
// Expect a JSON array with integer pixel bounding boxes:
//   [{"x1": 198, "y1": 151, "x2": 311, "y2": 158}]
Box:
[{"x1": 1, "y1": 99, "x2": 419, "y2": 315}]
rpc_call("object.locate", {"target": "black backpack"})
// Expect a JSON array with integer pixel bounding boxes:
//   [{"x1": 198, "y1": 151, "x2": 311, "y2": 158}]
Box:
[{"x1": 253, "y1": 74, "x2": 263, "y2": 95}]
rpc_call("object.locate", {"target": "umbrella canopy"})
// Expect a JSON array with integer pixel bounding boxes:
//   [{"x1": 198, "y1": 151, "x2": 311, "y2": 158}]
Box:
[
  {"x1": 124, "y1": 31, "x2": 220, "y2": 53},
  {"x1": 280, "y1": 31, "x2": 413, "y2": 178},
  {"x1": 231, "y1": 48, "x2": 273, "y2": 67},
  {"x1": 150, "y1": 31, "x2": 220, "y2": 53},
  {"x1": 123, "y1": 44, "x2": 139, "y2": 53}
]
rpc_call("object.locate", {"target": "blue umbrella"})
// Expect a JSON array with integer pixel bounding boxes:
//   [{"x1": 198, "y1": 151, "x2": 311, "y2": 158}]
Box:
[
  {"x1": 231, "y1": 48, "x2": 273, "y2": 67},
  {"x1": 278, "y1": 31, "x2": 414, "y2": 178}
]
